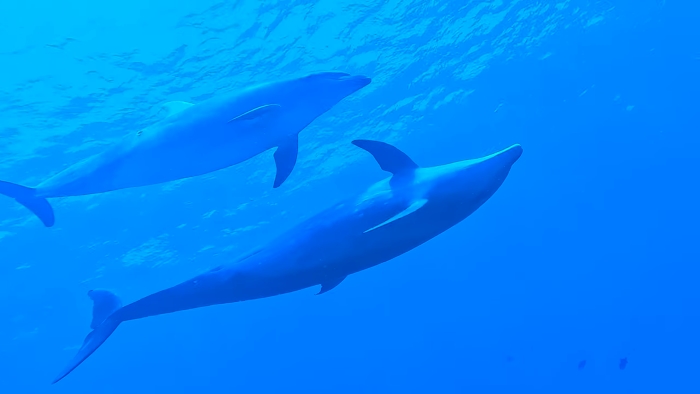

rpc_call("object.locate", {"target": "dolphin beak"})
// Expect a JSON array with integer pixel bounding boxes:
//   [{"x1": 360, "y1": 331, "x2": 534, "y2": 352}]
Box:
[
  {"x1": 486, "y1": 144, "x2": 523, "y2": 167},
  {"x1": 342, "y1": 74, "x2": 372, "y2": 89},
  {"x1": 503, "y1": 144, "x2": 523, "y2": 163},
  {"x1": 357, "y1": 75, "x2": 372, "y2": 86}
]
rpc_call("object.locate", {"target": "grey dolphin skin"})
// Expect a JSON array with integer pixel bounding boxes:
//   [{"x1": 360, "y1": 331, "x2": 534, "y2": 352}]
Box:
[
  {"x1": 0, "y1": 72, "x2": 371, "y2": 227},
  {"x1": 52, "y1": 139, "x2": 523, "y2": 383}
]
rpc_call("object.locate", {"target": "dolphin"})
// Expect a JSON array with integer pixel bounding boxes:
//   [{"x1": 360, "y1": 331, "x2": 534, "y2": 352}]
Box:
[
  {"x1": 51, "y1": 139, "x2": 523, "y2": 383},
  {"x1": 0, "y1": 72, "x2": 371, "y2": 227}
]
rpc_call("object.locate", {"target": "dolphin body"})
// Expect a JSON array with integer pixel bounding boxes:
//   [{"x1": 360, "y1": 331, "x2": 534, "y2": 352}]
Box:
[
  {"x1": 0, "y1": 72, "x2": 371, "y2": 227},
  {"x1": 52, "y1": 139, "x2": 523, "y2": 383}
]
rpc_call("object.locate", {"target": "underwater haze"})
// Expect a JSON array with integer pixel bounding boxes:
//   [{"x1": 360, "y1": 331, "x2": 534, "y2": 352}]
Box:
[{"x1": 1, "y1": 0, "x2": 699, "y2": 392}]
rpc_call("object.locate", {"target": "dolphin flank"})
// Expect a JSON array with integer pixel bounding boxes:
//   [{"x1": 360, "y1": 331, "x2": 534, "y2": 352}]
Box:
[
  {"x1": 0, "y1": 72, "x2": 371, "y2": 227},
  {"x1": 51, "y1": 139, "x2": 523, "y2": 383}
]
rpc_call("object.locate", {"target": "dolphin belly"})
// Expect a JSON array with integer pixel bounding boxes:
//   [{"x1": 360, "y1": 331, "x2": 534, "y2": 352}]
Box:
[
  {"x1": 239, "y1": 197, "x2": 452, "y2": 291},
  {"x1": 37, "y1": 122, "x2": 280, "y2": 198},
  {"x1": 104, "y1": 137, "x2": 274, "y2": 191}
]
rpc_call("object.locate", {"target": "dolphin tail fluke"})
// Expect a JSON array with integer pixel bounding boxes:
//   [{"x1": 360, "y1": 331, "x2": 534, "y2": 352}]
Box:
[
  {"x1": 272, "y1": 134, "x2": 299, "y2": 188},
  {"x1": 52, "y1": 290, "x2": 123, "y2": 384},
  {"x1": 0, "y1": 181, "x2": 55, "y2": 227}
]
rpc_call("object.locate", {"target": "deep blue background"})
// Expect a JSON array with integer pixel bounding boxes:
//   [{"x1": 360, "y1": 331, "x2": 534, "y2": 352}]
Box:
[{"x1": 0, "y1": 1, "x2": 698, "y2": 392}]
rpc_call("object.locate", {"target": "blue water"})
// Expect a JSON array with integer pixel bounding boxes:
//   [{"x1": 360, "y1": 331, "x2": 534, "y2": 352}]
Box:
[{"x1": 1, "y1": 0, "x2": 698, "y2": 392}]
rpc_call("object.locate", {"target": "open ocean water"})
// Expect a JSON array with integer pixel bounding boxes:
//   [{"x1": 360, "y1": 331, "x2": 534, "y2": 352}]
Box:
[{"x1": 0, "y1": 0, "x2": 698, "y2": 393}]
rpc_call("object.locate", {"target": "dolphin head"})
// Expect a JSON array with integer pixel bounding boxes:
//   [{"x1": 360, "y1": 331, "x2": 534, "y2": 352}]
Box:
[
  {"x1": 301, "y1": 71, "x2": 371, "y2": 100},
  {"x1": 423, "y1": 144, "x2": 523, "y2": 210},
  {"x1": 279, "y1": 72, "x2": 371, "y2": 113}
]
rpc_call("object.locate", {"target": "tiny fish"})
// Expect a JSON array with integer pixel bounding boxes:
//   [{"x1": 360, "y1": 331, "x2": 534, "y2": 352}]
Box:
[{"x1": 619, "y1": 357, "x2": 628, "y2": 370}]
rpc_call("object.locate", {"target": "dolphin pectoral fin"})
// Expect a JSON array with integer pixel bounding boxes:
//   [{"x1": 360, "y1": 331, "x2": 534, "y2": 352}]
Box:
[
  {"x1": 228, "y1": 104, "x2": 283, "y2": 123},
  {"x1": 317, "y1": 276, "x2": 346, "y2": 295},
  {"x1": 272, "y1": 135, "x2": 299, "y2": 188},
  {"x1": 52, "y1": 289, "x2": 124, "y2": 384},
  {"x1": 352, "y1": 139, "x2": 420, "y2": 175},
  {"x1": 0, "y1": 181, "x2": 55, "y2": 227},
  {"x1": 159, "y1": 101, "x2": 194, "y2": 117},
  {"x1": 363, "y1": 199, "x2": 428, "y2": 233}
]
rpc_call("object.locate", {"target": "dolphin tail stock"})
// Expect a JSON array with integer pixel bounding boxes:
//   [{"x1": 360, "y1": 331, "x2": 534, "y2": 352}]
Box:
[
  {"x1": 0, "y1": 181, "x2": 55, "y2": 227},
  {"x1": 52, "y1": 290, "x2": 124, "y2": 384}
]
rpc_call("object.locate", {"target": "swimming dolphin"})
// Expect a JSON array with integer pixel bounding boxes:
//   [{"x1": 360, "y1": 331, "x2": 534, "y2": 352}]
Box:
[
  {"x1": 51, "y1": 139, "x2": 523, "y2": 383},
  {"x1": 0, "y1": 72, "x2": 371, "y2": 227}
]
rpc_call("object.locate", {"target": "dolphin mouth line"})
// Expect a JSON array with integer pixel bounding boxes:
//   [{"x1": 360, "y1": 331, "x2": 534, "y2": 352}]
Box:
[
  {"x1": 344, "y1": 75, "x2": 372, "y2": 89},
  {"x1": 340, "y1": 74, "x2": 372, "y2": 85}
]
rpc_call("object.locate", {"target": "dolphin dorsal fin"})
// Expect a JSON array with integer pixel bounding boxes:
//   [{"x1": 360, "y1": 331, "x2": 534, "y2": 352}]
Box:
[
  {"x1": 352, "y1": 140, "x2": 419, "y2": 175},
  {"x1": 159, "y1": 101, "x2": 194, "y2": 117}
]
